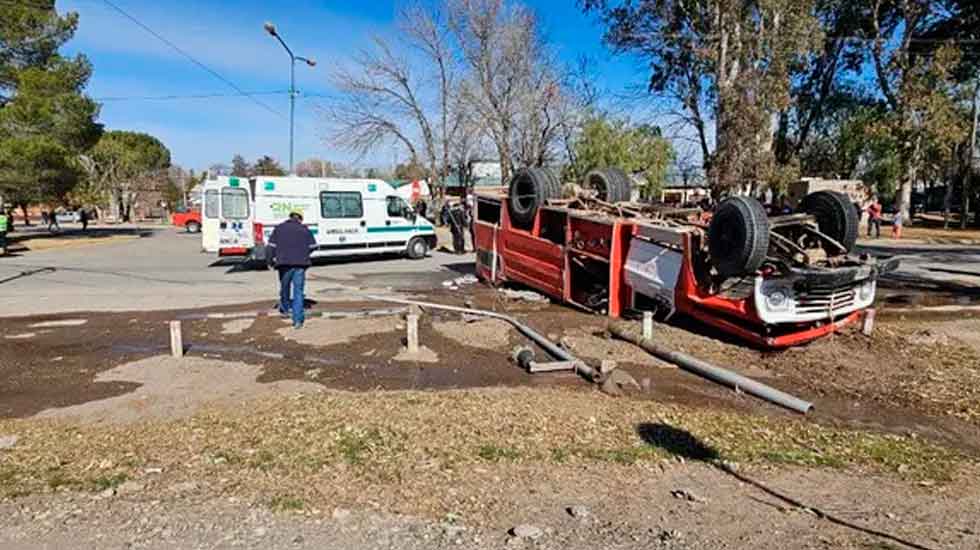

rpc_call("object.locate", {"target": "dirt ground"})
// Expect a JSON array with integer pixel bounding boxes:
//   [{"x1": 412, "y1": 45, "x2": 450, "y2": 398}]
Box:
[{"x1": 2, "y1": 286, "x2": 980, "y2": 548}]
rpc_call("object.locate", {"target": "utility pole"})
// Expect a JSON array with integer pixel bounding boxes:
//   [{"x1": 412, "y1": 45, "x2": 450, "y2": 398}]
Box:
[{"x1": 264, "y1": 22, "x2": 315, "y2": 175}]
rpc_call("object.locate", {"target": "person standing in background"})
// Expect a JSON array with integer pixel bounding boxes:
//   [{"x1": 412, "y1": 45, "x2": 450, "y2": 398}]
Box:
[
  {"x1": 0, "y1": 207, "x2": 8, "y2": 255},
  {"x1": 866, "y1": 197, "x2": 882, "y2": 239},
  {"x1": 891, "y1": 209, "x2": 903, "y2": 239}
]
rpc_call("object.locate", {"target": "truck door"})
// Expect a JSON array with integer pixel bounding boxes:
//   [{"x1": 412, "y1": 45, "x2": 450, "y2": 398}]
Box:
[{"x1": 202, "y1": 187, "x2": 220, "y2": 252}]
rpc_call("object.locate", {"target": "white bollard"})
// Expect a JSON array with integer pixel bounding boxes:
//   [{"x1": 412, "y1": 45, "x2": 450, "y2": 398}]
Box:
[
  {"x1": 169, "y1": 320, "x2": 184, "y2": 358},
  {"x1": 642, "y1": 311, "x2": 654, "y2": 341},
  {"x1": 862, "y1": 308, "x2": 876, "y2": 336},
  {"x1": 406, "y1": 306, "x2": 420, "y2": 354}
]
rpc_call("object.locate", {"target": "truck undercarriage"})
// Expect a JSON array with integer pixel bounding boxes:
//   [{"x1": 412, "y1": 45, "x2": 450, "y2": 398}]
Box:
[{"x1": 473, "y1": 168, "x2": 898, "y2": 348}]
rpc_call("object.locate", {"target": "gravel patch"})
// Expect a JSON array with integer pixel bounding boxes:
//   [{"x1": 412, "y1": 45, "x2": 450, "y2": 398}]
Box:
[
  {"x1": 278, "y1": 316, "x2": 401, "y2": 347},
  {"x1": 31, "y1": 356, "x2": 320, "y2": 425},
  {"x1": 433, "y1": 319, "x2": 512, "y2": 350},
  {"x1": 222, "y1": 317, "x2": 256, "y2": 335}
]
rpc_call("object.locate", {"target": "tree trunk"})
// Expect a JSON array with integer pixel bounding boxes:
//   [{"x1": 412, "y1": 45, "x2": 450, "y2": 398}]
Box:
[
  {"x1": 109, "y1": 190, "x2": 121, "y2": 222},
  {"x1": 19, "y1": 203, "x2": 31, "y2": 226},
  {"x1": 942, "y1": 176, "x2": 954, "y2": 229},
  {"x1": 897, "y1": 134, "x2": 921, "y2": 224},
  {"x1": 965, "y1": 81, "x2": 980, "y2": 229}
]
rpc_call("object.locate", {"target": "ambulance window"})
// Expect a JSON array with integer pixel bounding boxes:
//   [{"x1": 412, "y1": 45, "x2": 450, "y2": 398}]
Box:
[
  {"x1": 386, "y1": 196, "x2": 409, "y2": 218},
  {"x1": 221, "y1": 188, "x2": 249, "y2": 219},
  {"x1": 320, "y1": 191, "x2": 363, "y2": 218},
  {"x1": 204, "y1": 189, "x2": 219, "y2": 219}
]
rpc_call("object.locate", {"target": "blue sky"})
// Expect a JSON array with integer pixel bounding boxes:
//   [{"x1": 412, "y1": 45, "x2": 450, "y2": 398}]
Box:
[{"x1": 59, "y1": 0, "x2": 646, "y2": 172}]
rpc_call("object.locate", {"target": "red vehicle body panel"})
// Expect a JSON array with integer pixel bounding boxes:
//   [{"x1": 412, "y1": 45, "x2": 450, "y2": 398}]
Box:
[
  {"x1": 474, "y1": 195, "x2": 861, "y2": 349},
  {"x1": 171, "y1": 209, "x2": 201, "y2": 228}
]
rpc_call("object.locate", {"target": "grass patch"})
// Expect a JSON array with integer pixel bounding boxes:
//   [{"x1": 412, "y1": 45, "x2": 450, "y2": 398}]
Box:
[
  {"x1": 90, "y1": 472, "x2": 128, "y2": 492},
  {"x1": 336, "y1": 427, "x2": 401, "y2": 466},
  {"x1": 269, "y1": 494, "x2": 305, "y2": 512},
  {"x1": 0, "y1": 387, "x2": 969, "y2": 513},
  {"x1": 476, "y1": 444, "x2": 520, "y2": 462}
]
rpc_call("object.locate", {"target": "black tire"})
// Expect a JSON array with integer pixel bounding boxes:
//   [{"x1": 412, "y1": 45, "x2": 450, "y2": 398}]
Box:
[
  {"x1": 185, "y1": 221, "x2": 201, "y2": 233},
  {"x1": 800, "y1": 190, "x2": 859, "y2": 252},
  {"x1": 583, "y1": 167, "x2": 632, "y2": 203},
  {"x1": 407, "y1": 236, "x2": 429, "y2": 259},
  {"x1": 507, "y1": 167, "x2": 561, "y2": 230},
  {"x1": 708, "y1": 196, "x2": 771, "y2": 277}
]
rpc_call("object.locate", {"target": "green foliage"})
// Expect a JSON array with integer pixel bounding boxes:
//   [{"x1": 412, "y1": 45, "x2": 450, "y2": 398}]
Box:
[
  {"x1": 89, "y1": 130, "x2": 170, "y2": 183},
  {"x1": 568, "y1": 115, "x2": 673, "y2": 199},
  {"x1": 0, "y1": 2, "x2": 101, "y2": 203},
  {"x1": 586, "y1": 0, "x2": 821, "y2": 193},
  {"x1": 253, "y1": 155, "x2": 286, "y2": 176},
  {"x1": 0, "y1": 1, "x2": 79, "y2": 103}
]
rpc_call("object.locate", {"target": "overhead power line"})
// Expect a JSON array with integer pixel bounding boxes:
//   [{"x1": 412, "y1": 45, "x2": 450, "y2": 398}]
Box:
[
  {"x1": 94, "y1": 90, "x2": 288, "y2": 102},
  {"x1": 100, "y1": 0, "x2": 287, "y2": 121}
]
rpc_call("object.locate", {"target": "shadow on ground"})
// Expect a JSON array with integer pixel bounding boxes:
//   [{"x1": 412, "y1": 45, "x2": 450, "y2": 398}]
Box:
[
  {"x1": 9, "y1": 226, "x2": 155, "y2": 244},
  {"x1": 636, "y1": 423, "x2": 937, "y2": 550}
]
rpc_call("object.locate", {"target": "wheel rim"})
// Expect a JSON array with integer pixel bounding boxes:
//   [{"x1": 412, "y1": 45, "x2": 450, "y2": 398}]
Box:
[{"x1": 514, "y1": 177, "x2": 535, "y2": 210}]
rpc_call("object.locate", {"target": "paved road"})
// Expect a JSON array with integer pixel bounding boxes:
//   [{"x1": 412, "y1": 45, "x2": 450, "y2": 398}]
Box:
[
  {"x1": 857, "y1": 240, "x2": 980, "y2": 295},
  {"x1": 0, "y1": 228, "x2": 471, "y2": 317}
]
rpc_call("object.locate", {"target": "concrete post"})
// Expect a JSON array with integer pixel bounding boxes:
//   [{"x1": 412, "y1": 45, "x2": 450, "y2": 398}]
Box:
[
  {"x1": 169, "y1": 320, "x2": 184, "y2": 358},
  {"x1": 406, "y1": 305, "x2": 420, "y2": 354},
  {"x1": 642, "y1": 311, "x2": 654, "y2": 341}
]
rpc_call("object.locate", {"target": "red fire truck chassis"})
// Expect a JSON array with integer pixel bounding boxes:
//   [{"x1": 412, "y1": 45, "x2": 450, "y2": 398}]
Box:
[{"x1": 473, "y1": 168, "x2": 897, "y2": 349}]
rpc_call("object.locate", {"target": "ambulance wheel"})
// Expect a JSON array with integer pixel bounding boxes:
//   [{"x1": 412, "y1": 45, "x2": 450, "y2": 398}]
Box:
[
  {"x1": 708, "y1": 196, "x2": 770, "y2": 277},
  {"x1": 407, "y1": 237, "x2": 429, "y2": 259},
  {"x1": 185, "y1": 221, "x2": 201, "y2": 233},
  {"x1": 800, "y1": 190, "x2": 859, "y2": 252},
  {"x1": 507, "y1": 167, "x2": 561, "y2": 230},
  {"x1": 583, "y1": 167, "x2": 631, "y2": 203}
]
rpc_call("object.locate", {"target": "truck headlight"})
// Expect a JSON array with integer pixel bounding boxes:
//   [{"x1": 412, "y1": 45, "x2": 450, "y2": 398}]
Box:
[
  {"x1": 859, "y1": 280, "x2": 875, "y2": 301},
  {"x1": 764, "y1": 287, "x2": 790, "y2": 311}
]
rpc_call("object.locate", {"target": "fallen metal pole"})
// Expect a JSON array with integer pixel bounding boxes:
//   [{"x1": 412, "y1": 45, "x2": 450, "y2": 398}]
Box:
[
  {"x1": 609, "y1": 321, "x2": 813, "y2": 414},
  {"x1": 365, "y1": 295, "x2": 598, "y2": 381}
]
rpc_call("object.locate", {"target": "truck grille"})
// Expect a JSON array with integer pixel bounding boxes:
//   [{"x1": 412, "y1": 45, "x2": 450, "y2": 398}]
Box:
[{"x1": 795, "y1": 284, "x2": 858, "y2": 314}]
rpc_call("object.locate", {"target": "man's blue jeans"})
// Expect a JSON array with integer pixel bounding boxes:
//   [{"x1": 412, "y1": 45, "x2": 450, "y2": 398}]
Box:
[{"x1": 277, "y1": 267, "x2": 306, "y2": 326}]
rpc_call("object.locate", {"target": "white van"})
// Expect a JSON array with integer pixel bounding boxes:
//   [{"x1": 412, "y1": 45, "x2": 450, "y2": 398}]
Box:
[{"x1": 205, "y1": 175, "x2": 437, "y2": 262}]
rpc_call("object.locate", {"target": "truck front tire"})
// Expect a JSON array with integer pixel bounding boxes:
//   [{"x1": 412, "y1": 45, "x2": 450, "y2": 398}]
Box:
[
  {"x1": 583, "y1": 167, "x2": 632, "y2": 203},
  {"x1": 185, "y1": 221, "x2": 201, "y2": 233},
  {"x1": 507, "y1": 167, "x2": 561, "y2": 230},
  {"x1": 708, "y1": 196, "x2": 771, "y2": 278},
  {"x1": 800, "y1": 190, "x2": 859, "y2": 252}
]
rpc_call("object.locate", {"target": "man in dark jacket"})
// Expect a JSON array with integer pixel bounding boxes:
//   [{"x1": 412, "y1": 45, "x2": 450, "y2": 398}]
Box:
[{"x1": 268, "y1": 212, "x2": 317, "y2": 328}]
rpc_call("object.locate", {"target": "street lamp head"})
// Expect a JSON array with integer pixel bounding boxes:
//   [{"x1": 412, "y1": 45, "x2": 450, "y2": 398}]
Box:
[
  {"x1": 263, "y1": 22, "x2": 277, "y2": 36},
  {"x1": 305, "y1": 58, "x2": 317, "y2": 67}
]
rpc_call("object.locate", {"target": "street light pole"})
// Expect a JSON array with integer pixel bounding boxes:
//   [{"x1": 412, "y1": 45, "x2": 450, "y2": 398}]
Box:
[{"x1": 264, "y1": 22, "x2": 315, "y2": 174}]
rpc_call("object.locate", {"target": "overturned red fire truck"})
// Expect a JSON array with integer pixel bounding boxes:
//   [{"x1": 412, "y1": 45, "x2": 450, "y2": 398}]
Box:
[{"x1": 473, "y1": 167, "x2": 898, "y2": 349}]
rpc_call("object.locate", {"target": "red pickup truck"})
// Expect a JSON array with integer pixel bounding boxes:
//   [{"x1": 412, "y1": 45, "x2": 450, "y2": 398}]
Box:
[{"x1": 171, "y1": 208, "x2": 201, "y2": 233}]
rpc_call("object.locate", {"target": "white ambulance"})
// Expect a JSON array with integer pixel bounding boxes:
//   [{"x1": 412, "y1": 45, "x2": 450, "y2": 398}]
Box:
[{"x1": 203, "y1": 174, "x2": 437, "y2": 263}]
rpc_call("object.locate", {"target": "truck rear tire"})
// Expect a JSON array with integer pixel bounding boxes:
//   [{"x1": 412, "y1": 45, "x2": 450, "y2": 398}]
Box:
[
  {"x1": 407, "y1": 236, "x2": 429, "y2": 259},
  {"x1": 708, "y1": 196, "x2": 770, "y2": 277},
  {"x1": 800, "y1": 190, "x2": 858, "y2": 252},
  {"x1": 507, "y1": 167, "x2": 561, "y2": 230},
  {"x1": 583, "y1": 168, "x2": 632, "y2": 203}
]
